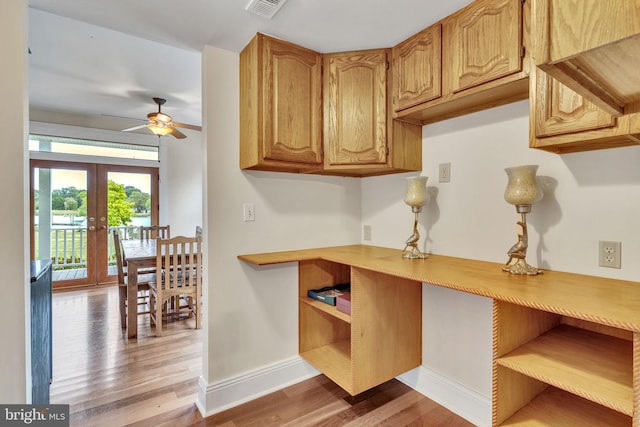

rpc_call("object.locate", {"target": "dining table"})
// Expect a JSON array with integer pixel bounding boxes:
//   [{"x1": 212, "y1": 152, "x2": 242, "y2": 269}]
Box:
[{"x1": 121, "y1": 238, "x2": 157, "y2": 339}]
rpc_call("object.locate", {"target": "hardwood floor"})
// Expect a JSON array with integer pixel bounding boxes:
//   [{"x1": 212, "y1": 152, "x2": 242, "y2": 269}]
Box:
[
  {"x1": 50, "y1": 286, "x2": 202, "y2": 426},
  {"x1": 50, "y1": 286, "x2": 475, "y2": 426}
]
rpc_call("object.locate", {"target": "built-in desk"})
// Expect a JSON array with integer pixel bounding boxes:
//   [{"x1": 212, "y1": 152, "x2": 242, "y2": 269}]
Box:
[{"x1": 239, "y1": 244, "x2": 640, "y2": 426}]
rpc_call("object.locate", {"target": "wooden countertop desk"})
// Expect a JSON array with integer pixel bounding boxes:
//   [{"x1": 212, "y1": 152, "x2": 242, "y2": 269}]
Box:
[
  {"x1": 239, "y1": 244, "x2": 640, "y2": 332},
  {"x1": 240, "y1": 244, "x2": 640, "y2": 425}
]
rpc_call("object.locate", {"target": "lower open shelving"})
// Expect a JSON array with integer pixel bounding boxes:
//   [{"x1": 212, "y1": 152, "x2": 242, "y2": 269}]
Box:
[
  {"x1": 496, "y1": 324, "x2": 633, "y2": 415},
  {"x1": 297, "y1": 258, "x2": 422, "y2": 396},
  {"x1": 300, "y1": 296, "x2": 351, "y2": 323},
  {"x1": 300, "y1": 339, "x2": 351, "y2": 392},
  {"x1": 494, "y1": 300, "x2": 635, "y2": 426},
  {"x1": 501, "y1": 386, "x2": 631, "y2": 426}
]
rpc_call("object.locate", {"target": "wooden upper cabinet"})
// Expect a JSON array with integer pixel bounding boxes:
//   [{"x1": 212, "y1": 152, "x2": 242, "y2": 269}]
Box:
[
  {"x1": 240, "y1": 33, "x2": 323, "y2": 172},
  {"x1": 392, "y1": 24, "x2": 442, "y2": 112},
  {"x1": 449, "y1": 0, "x2": 523, "y2": 93},
  {"x1": 533, "y1": 0, "x2": 640, "y2": 117},
  {"x1": 534, "y1": 70, "x2": 615, "y2": 138},
  {"x1": 240, "y1": 34, "x2": 420, "y2": 177},
  {"x1": 324, "y1": 49, "x2": 388, "y2": 167},
  {"x1": 530, "y1": 66, "x2": 640, "y2": 153},
  {"x1": 391, "y1": 0, "x2": 529, "y2": 125}
]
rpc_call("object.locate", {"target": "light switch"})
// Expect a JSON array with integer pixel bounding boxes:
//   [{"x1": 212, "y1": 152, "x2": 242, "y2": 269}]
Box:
[{"x1": 243, "y1": 203, "x2": 255, "y2": 222}]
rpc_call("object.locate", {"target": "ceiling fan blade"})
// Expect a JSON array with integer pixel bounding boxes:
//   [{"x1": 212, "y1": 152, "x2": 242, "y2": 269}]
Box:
[
  {"x1": 169, "y1": 127, "x2": 187, "y2": 139},
  {"x1": 102, "y1": 114, "x2": 146, "y2": 122},
  {"x1": 122, "y1": 124, "x2": 148, "y2": 132},
  {"x1": 173, "y1": 122, "x2": 202, "y2": 131}
]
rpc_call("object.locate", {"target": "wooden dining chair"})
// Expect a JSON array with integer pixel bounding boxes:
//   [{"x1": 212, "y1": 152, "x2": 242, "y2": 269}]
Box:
[
  {"x1": 149, "y1": 235, "x2": 202, "y2": 336},
  {"x1": 139, "y1": 224, "x2": 170, "y2": 241},
  {"x1": 113, "y1": 230, "x2": 155, "y2": 329},
  {"x1": 138, "y1": 225, "x2": 170, "y2": 275}
]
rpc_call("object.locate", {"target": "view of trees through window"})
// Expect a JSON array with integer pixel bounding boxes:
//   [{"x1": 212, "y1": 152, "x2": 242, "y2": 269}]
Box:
[{"x1": 34, "y1": 180, "x2": 150, "y2": 226}]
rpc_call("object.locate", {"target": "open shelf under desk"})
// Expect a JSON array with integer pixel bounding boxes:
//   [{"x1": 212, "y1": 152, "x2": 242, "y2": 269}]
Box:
[
  {"x1": 300, "y1": 339, "x2": 352, "y2": 393},
  {"x1": 501, "y1": 386, "x2": 631, "y2": 426},
  {"x1": 496, "y1": 324, "x2": 633, "y2": 416},
  {"x1": 300, "y1": 297, "x2": 351, "y2": 324}
]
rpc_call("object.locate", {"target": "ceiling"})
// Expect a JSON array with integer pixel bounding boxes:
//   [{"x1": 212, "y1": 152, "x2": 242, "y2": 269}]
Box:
[{"x1": 27, "y1": 0, "x2": 473, "y2": 136}]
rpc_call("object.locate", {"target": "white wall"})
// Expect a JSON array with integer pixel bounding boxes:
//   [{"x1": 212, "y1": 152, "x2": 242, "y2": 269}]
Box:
[
  {"x1": 159, "y1": 135, "x2": 203, "y2": 236},
  {"x1": 362, "y1": 99, "x2": 640, "y2": 398},
  {"x1": 201, "y1": 45, "x2": 362, "y2": 407},
  {"x1": 0, "y1": 0, "x2": 29, "y2": 403}
]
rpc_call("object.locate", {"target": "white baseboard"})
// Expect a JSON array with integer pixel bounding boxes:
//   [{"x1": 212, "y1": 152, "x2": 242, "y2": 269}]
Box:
[
  {"x1": 397, "y1": 366, "x2": 491, "y2": 427},
  {"x1": 196, "y1": 356, "x2": 320, "y2": 417},
  {"x1": 196, "y1": 359, "x2": 490, "y2": 426}
]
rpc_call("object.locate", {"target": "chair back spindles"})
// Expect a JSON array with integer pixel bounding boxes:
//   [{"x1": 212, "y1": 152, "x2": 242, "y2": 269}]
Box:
[
  {"x1": 149, "y1": 235, "x2": 202, "y2": 336},
  {"x1": 140, "y1": 225, "x2": 170, "y2": 241}
]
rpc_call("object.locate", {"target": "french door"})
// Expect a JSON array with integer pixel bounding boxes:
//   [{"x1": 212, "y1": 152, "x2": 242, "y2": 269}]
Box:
[{"x1": 30, "y1": 160, "x2": 159, "y2": 289}]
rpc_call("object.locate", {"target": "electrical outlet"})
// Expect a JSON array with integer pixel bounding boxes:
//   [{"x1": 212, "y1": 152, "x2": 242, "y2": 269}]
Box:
[
  {"x1": 599, "y1": 240, "x2": 621, "y2": 268},
  {"x1": 243, "y1": 203, "x2": 255, "y2": 222},
  {"x1": 439, "y1": 162, "x2": 451, "y2": 183},
  {"x1": 363, "y1": 225, "x2": 372, "y2": 241}
]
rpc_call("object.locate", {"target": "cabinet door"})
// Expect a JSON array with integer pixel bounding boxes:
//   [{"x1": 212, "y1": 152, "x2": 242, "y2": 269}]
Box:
[
  {"x1": 449, "y1": 0, "x2": 522, "y2": 93},
  {"x1": 535, "y1": 70, "x2": 615, "y2": 138},
  {"x1": 263, "y1": 36, "x2": 323, "y2": 165},
  {"x1": 324, "y1": 50, "x2": 388, "y2": 166},
  {"x1": 392, "y1": 24, "x2": 442, "y2": 112}
]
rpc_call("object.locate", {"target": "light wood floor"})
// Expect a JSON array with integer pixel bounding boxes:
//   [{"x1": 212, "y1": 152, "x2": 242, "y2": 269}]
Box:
[{"x1": 50, "y1": 286, "x2": 475, "y2": 426}]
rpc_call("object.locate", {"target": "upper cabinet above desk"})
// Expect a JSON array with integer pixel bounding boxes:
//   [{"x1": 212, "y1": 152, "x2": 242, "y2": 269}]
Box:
[
  {"x1": 392, "y1": 0, "x2": 531, "y2": 125},
  {"x1": 239, "y1": 0, "x2": 640, "y2": 170},
  {"x1": 532, "y1": 0, "x2": 640, "y2": 117},
  {"x1": 240, "y1": 33, "x2": 422, "y2": 177},
  {"x1": 239, "y1": 34, "x2": 324, "y2": 174},
  {"x1": 529, "y1": 66, "x2": 640, "y2": 153}
]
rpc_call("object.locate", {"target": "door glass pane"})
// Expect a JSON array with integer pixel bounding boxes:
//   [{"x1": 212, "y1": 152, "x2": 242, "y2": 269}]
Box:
[
  {"x1": 106, "y1": 172, "x2": 152, "y2": 277},
  {"x1": 34, "y1": 167, "x2": 88, "y2": 281}
]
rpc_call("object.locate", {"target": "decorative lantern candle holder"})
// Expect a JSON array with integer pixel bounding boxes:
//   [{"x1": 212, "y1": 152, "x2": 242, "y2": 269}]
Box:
[
  {"x1": 503, "y1": 165, "x2": 543, "y2": 275},
  {"x1": 402, "y1": 176, "x2": 429, "y2": 259}
]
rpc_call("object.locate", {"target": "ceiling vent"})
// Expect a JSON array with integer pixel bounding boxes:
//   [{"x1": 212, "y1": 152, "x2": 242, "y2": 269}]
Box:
[{"x1": 245, "y1": 0, "x2": 288, "y2": 19}]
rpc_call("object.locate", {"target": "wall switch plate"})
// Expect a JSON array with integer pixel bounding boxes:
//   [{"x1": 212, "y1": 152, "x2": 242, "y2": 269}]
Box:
[
  {"x1": 439, "y1": 162, "x2": 451, "y2": 183},
  {"x1": 599, "y1": 240, "x2": 621, "y2": 268},
  {"x1": 363, "y1": 225, "x2": 371, "y2": 241},
  {"x1": 243, "y1": 203, "x2": 255, "y2": 222}
]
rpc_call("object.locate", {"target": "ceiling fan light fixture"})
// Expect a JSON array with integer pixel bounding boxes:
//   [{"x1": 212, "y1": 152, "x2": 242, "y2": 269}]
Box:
[
  {"x1": 147, "y1": 123, "x2": 172, "y2": 136},
  {"x1": 155, "y1": 112, "x2": 172, "y2": 123},
  {"x1": 121, "y1": 97, "x2": 199, "y2": 139}
]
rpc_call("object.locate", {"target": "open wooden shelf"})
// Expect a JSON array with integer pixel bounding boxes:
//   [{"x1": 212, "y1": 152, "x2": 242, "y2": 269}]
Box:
[
  {"x1": 501, "y1": 387, "x2": 631, "y2": 426},
  {"x1": 300, "y1": 339, "x2": 352, "y2": 393},
  {"x1": 294, "y1": 257, "x2": 421, "y2": 396},
  {"x1": 496, "y1": 324, "x2": 633, "y2": 416},
  {"x1": 300, "y1": 297, "x2": 351, "y2": 324}
]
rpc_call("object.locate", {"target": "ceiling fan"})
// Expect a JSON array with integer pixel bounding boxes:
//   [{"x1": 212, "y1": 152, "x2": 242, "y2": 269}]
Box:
[{"x1": 122, "y1": 97, "x2": 201, "y2": 139}]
